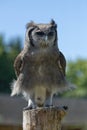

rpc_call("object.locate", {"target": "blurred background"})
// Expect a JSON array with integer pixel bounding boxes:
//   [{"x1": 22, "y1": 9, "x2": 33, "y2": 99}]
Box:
[{"x1": 0, "y1": 0, "x2": 87, "y2": 130}]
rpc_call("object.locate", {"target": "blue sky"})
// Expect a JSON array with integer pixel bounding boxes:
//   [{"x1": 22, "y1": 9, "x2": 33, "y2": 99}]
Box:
[{"x1": 0, "y1": 0, "x2": 87, "y2": 60}]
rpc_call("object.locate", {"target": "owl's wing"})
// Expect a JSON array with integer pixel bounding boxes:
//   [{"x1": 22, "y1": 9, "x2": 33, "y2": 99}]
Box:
[
  {"x1": 58, "y1": 51, "x2": 66, "y2": 76},
  {"x1": 14, "y1": 52, "x2": 24, "y2": 77}
]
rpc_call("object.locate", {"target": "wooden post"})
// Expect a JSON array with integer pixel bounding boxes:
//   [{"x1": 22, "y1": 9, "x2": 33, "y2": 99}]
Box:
[{"x1": 23, "y1": 107, "x2": 67, "y2": 130}]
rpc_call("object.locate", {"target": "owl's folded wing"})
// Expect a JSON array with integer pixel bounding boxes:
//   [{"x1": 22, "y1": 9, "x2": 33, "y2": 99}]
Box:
[
  {"x1": 14, "y1": 52, "x2": 24, "y2": 77},
  {"x1": 58, "y1": 51, "x2": 66, "y2": 76}
]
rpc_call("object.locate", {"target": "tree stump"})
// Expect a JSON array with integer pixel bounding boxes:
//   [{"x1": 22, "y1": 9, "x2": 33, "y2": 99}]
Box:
[{"x1": 23, "y1": 107, "x2": 67, "y2": 130}]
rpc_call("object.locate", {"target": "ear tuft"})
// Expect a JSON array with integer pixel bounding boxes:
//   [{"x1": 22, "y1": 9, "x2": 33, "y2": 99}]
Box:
[
  {"x1": 50, "y1": 19, "x2": 57, "y2": 28},
  {"x1": 26, "y1": 21, "x2": 35, "y2": 29}
]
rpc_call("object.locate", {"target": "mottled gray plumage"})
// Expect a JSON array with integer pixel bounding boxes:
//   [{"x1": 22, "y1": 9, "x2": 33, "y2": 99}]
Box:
[{"x1": 11, "y1": 20, "x2": 75, "y2": 109}]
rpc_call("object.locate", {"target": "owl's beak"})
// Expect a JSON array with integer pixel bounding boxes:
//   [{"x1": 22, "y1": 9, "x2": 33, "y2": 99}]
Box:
[
  {"x1": 45, "y1": 35, "x2": 48, "y2": 41},
  {"x1": 40, "y1": 35, "x2": 49, "y2": 48}
]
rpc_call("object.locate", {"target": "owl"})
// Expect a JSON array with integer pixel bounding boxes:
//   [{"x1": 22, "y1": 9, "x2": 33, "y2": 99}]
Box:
[{"x1": 11, "y1": 20, "x2": 75, "y2": 109}]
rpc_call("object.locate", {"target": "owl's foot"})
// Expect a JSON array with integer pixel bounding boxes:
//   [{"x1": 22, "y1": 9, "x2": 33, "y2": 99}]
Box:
[
  {"x1": 23, "y1": 105, "x2": 33, "y2": 110},
  {"x1": 23, "y1": 99, "x2": 36, "y2": 110}
]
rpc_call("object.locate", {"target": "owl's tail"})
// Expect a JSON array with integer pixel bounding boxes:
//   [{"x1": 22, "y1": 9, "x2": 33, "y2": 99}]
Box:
[{"x1": 11, "y1": 80, "x2": 21, "y2": 96}]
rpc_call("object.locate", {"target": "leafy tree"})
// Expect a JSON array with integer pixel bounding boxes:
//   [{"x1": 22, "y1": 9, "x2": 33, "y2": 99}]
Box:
[
  {"x1": 64, "y1": 59, "x2": 87, "y2": 97},
  {"x1": 8, "y1": 37, "x2": 22, "y2": 58},
  {"x1": 0, "y1": 35, "x2": 22, "y2": 93}
]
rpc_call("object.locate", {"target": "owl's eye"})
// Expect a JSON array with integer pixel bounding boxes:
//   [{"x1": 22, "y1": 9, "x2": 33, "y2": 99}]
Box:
[
  {"x1": 48, "y1": 31, "x2": 54, "y2": 36},
  {"x1": 36, "y1": 31, "x2": 45, "y2": 36}
]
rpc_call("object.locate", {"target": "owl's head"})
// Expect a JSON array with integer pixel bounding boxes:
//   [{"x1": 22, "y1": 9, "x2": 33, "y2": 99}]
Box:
[{"x1": 25, "y1": 20, "x2": 58, "y2": 49}]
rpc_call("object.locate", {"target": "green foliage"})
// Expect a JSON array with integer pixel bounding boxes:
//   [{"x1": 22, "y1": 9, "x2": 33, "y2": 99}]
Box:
[
  {"x1": 64, "y1": 59, "x2": 87, "y2": 98},
  {"x1": 0, "y1": 34, "x2": 22, "y2": 93}
]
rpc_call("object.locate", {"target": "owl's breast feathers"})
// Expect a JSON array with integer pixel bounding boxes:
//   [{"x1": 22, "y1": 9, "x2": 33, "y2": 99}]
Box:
[{"x1": 14, "y1": 49, "x2": 66, "y2": 85}]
